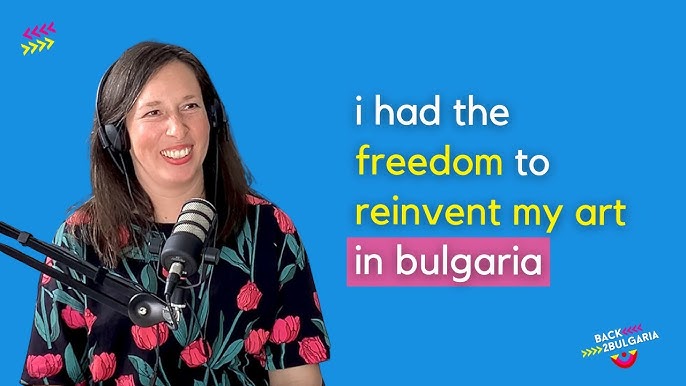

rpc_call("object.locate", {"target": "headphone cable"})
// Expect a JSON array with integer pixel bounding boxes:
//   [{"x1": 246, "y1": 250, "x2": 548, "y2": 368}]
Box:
[{"x1": 149, "y1": 326, "x2": 161, "y2": 386}]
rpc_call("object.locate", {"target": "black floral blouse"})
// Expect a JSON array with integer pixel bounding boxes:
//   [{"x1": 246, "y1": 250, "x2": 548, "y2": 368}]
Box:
[{"x1": 19, "y1": 195, "x2": 331, "y2": 385}]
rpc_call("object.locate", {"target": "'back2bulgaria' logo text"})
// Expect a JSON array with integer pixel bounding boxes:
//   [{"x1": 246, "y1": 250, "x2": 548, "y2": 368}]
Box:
[{"x1": 580, "y1": 323, "x2": 660, "y2": 368}]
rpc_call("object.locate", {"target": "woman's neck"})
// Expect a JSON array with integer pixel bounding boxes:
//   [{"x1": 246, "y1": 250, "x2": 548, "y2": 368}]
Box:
[{"x1": 144, "y1": 179, "x2": 206, "y2": 223}]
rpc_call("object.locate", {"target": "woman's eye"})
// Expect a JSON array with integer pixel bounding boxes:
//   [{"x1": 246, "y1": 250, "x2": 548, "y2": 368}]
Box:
[
  {"x1": 143, "y1": 110, "x2": 161, "y2": 117},
  {"x1": 184, "y1": 103, "x2": 200, "y2": 109}
]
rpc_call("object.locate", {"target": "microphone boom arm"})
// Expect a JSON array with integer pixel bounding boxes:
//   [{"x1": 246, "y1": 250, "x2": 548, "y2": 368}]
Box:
[{"x1": 0, "y1": 221, "x2": 173, "y2": 328}]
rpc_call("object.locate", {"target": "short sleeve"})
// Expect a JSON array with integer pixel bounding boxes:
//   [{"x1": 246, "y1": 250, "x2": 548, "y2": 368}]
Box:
[
  {"x1": 263, "y1": 206, "x2": 331, "y2": 370},
  {"x1": 19, "y1": 222, "x2": 92, "y2": 386}
]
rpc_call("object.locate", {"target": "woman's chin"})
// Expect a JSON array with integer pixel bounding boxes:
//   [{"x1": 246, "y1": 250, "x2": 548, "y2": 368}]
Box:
[{"x1": 157, "y1": 171, "x2": 203, "y2": 189}]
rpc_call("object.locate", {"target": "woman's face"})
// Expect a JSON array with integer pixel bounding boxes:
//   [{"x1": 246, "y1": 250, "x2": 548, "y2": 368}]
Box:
[{"x1": 125, "y1": 61, "x2": 210, "y2": 194}]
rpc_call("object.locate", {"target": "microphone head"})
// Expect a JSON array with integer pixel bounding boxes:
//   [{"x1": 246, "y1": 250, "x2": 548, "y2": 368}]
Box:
[{"x1": 160, "y1": 198, "x2": 217, "y2": 276}]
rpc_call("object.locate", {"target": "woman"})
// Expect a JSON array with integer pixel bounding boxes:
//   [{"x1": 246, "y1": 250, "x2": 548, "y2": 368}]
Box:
[{"x1": 20, "y1": 41, "x2": 331, "y2": 386}]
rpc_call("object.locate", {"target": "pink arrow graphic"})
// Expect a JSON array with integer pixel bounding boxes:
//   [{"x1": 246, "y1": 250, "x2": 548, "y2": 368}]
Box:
[
  {"x1": 40, "y1": 23, "x2": 48, "y2": 35},
  {"x1": 47, "y1": 21, "x2": 56, "y2": 33},
  {"x1": 621, "y1": 324, "x2": 643, "y2": 335},
  {"x1": 31, "y1": 26, "x2": 41, "y2": 38},
  {"x1": 23, "y1": 27, "x2": 32, "y2": 40}
]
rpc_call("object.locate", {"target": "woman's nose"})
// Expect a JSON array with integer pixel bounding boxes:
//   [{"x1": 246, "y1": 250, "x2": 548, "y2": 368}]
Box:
[{"x1": 165, "y1": 113, "x2": 188, "y2": 138}]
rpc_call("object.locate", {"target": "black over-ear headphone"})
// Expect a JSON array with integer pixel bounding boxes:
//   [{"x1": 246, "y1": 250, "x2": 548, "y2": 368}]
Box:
[{"x1": 94, "y1": 60, "x2": 229, "y2": 174}]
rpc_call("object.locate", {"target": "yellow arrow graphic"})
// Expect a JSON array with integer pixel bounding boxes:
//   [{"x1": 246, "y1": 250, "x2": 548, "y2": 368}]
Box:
[
  {"x1": 37, "y1": 39, "x2": 46, "y2": 52},
  {"x1": 21, "y1": 44, "x2": 30, "y2": 56},
  {"x1": 581, "y1": 346, "x2": 603, "y2": 357},
  {"x1": 45, "y1": 37, "x2": 54, "y2": 49},
  {"x1": 29, "y1": 41, "x2": 37, "y2": 54}
]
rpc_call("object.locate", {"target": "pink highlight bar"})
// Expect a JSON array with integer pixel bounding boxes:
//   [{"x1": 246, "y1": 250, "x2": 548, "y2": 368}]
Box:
[{"x1": 347, "y1": 237, "x2": 550, "y2": 287}]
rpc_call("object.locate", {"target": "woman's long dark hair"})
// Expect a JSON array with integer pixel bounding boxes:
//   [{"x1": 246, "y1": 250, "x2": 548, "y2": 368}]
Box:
[{"x1": 73, "y1": 41, "x2": 256, "y2": 268}]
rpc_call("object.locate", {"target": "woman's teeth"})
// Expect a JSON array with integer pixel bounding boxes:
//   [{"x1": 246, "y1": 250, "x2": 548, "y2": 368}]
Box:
[{"x1": 161, "y1": 147, "x2": 191, "y2": 159}]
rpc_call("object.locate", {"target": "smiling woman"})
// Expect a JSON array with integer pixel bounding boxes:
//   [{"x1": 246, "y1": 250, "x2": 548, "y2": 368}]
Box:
[
  {"x1": 18, "y1": 41, "x2": 331, "y2": 386},
  {"x1": 124, "y1": 60, "x2": 211, "y2": 218}
]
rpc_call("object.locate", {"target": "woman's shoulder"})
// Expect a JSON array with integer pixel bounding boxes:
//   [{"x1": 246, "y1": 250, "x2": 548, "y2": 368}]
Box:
[
  {"x1": 244, "y1": 193, "x2": 298, "y2": 235},
  {"x1": 44, "y1": 208, "x2": 94, "y2": 265},
  {"x1": 53, "y1": 208, "x2": 90, "y2": 240}
]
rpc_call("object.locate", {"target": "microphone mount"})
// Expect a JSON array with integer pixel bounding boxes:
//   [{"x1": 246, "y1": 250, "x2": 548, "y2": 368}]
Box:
[
  {"x1": 148, "y1": 235, "x2": 220, "y2": 297},
  {"x1": 148, "y1": 236, "x2": 220, "y2": 266},
  {"x1": 0, "y1": 221, "x2": 177, "y2": 329}
]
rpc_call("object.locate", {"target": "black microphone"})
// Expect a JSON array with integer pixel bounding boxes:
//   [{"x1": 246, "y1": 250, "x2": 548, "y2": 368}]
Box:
[{"x1": 161, "y1": 198, "x2": 217, "y2": 300}]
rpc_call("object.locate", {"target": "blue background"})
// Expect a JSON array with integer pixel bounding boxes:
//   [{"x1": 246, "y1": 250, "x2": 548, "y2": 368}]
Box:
[{"x1": 1, "y1": 1, "x2": 683, "y2": 385}]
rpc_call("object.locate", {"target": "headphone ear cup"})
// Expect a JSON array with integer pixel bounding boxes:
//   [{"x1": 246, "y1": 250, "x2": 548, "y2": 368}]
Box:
[
  {"x1": 208, "y1": 103, "x2": 219, "y2": 133},
  {"x1": 210, "y1": 98, "x2": 228, "y2": 142},
  {"x1": 104, "y1": 123, "x2": 128, "y2": 152}
]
